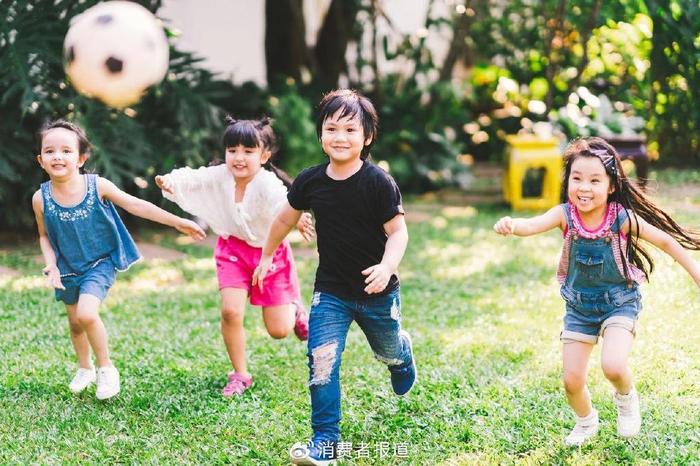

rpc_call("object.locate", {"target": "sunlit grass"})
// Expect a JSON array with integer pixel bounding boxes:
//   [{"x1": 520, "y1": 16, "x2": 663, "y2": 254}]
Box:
[{"x1": 1, "y1": 171, "x2": 699, "y2": 464}]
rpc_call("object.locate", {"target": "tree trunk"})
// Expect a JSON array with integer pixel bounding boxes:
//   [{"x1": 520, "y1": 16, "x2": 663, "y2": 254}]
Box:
[
  {"x1": 313, "y1": 0, "x2": 360, "y2": 89},
  {"x1": 265, "y1": 0, "x2": 307, "y2": 87},
  {"x1": 439, "y1": 0, "x2": 477, "y2": 81}
]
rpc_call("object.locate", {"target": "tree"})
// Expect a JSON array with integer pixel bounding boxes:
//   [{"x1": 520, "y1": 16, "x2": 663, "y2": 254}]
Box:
[
  {"x1": 264, "y1": 0, "x2": 360, "y2": 91},
  {"x1": 0, "y1": 0, "x2": 237, "y2": 229},
  {"x1": 264, "y1": 0, "x2": 308, "y2": 87},
  {"x1": 646, "y1": 0, "x2": 700, "y2": 163}
]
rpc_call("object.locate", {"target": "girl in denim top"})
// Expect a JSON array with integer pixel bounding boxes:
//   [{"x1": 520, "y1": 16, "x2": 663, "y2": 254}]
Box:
[
  {"x1": 32, "y1": 120, "x2": 205, "y2": 400},
  {"x1": 494, "y1": 137, "x2": 700, "y2": 446}
]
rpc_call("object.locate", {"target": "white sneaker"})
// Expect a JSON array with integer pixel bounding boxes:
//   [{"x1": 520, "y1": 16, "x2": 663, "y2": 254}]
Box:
[
  {"x1": 564, "y1": 409, "x2": 599, "y2": 446},
  {"x1": 96, "y1": 366, "x2": 120, "y2": 400},
  {"x1": 69, "y1": 367, "x2": 96, "y2": 393},
  {"x1": 613, "y1": 388, "x2": 641, "y2": 438}
]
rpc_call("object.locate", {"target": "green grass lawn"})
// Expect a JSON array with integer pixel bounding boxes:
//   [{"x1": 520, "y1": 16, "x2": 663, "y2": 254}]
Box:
[{"x1": 1, "y1": 170, "x2": 699, "y2": 465}]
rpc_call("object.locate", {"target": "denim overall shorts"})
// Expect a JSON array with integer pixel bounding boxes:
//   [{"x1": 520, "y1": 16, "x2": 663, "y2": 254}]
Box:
[{"x1": 559, "y1": 204, "x2": 642, "y2": 344}]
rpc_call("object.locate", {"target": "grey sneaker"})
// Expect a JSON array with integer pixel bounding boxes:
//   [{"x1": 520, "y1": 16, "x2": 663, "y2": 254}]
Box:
[
  {"x1": 564, "y1": 409, "x2": 599, "y2": 446},
  {"x1": 96, "y1": 366, "x2": 120, "y2": 400},
  {"x1": 613, "y1": 388, "x2": 641, "y2": 438},
  {"x1": 69, "y1": 367, "x2": 96, "y2": 393}
]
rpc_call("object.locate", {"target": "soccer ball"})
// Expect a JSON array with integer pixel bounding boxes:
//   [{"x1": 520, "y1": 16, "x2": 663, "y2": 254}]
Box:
[{"x1": 63, "y1": 1, "x2": 169, "y2": 108}]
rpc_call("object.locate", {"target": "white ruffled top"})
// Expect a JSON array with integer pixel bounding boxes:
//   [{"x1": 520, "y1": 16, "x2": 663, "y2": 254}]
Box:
[{"x1": 161, "y1": 164, "x2": 287, "y2": 247}]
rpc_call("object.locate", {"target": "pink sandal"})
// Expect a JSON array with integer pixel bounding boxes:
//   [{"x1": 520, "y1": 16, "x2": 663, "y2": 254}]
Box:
[
  {"x1": 222, "y1": 372, "x2": 253, "y2": 397},
  {"x1": 293, "y1": 301, "x2": 309, "y2": 341}
]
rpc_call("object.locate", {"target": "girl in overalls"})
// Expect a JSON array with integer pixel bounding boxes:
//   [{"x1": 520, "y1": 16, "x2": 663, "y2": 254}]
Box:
[{"x1": 494, "y1": 137, "x2": 700, "y2": 446}]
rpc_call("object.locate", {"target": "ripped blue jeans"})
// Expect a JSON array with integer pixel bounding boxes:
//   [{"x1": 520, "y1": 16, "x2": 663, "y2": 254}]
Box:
[{"x1": 307, "y1": 287, "x2": 410, "y2": 443}]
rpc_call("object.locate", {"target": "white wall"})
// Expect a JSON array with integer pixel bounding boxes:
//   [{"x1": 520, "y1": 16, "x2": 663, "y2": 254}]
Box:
[
  {"x1": 160, "y1": 0, "x2": 267, "y2": 85},
  {"x1": 160, "y1": 0, "x2": 437, "y2": 87}
]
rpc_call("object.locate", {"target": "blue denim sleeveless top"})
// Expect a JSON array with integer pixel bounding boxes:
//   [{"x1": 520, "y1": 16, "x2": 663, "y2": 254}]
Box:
[
  {"x1": 41, "y1": 174, "x2": 141, "y2": 276},
  {"x1": 560, "y1": 202, "x2": 639, "y2": 294}
]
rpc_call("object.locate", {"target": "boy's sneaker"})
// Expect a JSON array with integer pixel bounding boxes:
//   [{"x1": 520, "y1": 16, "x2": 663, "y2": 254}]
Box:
[
  {"x1": 564, "y1": 409, "x2": 599, "y2": 446},
  {"x1": 293, "y1": 301, "x2": 309, "y2": 341},
  {"x1": 222, "y1": 372, "x2": 253, "y2": 397},
  {"x1": 69, "y1": 367, "x2": 96, "y2": 393},
  {"x1": 289, "y1": 439, "x2": 337, "y2": 465},
  {"x1": 95, "y1": 366, "x2": 120, "y2": 400},
  {"x1": 613, "y1": 387, "x2": 641, "y2": 438},
  {"x1": 389, "y1": 330, "x2": 417, "y2": 396}
]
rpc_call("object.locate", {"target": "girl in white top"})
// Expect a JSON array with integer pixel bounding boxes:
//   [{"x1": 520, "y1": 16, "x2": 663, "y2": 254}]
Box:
[{"x1": 156, "y1": 117, "x2": 314, "y2": 396}]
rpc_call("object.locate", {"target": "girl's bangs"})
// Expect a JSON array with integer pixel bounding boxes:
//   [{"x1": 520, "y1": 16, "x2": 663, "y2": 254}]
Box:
[{"x1": 223, "y1": 122, "x2": 262, "y2": 148}]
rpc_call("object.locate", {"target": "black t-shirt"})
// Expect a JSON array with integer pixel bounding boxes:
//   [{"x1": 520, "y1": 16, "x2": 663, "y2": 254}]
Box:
[{"x1": 288, "y1": 160, "x2": 404, "y2": 299}]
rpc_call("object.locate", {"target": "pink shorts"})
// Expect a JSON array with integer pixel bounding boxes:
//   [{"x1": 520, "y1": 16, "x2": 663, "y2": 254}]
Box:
[{"x1": 214, "y1": 235, "x2": 300, "y2": 307}]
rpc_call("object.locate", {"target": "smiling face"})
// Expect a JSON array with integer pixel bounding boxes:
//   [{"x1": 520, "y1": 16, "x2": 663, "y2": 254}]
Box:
[
  {"x1": 567, "y1": 155, "x2": 615, "y2": 216},
  {"x1": 320, "y1": 110, "x2": 372, "y2": 165},
  {"x1": 224, "y1": 144, "x2": 270, "y2": 184},
  {"x1": 37, "y1": 128, "x2": 87, "y2": 180}
]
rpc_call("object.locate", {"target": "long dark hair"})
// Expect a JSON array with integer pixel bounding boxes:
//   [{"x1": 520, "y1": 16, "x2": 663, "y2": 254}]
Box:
[
  {"x1": 37, "y1": 119, "x2": 93, "y2": 174},
  {"x1": 211, "y1": 116, "x2": 292, "y2": 187},
  {"x1": 316, "y1": 89, "x2": 379, "y2": 160},
  {"x1": 560, "y1": 137, "x2": 700, "y2": 282}
]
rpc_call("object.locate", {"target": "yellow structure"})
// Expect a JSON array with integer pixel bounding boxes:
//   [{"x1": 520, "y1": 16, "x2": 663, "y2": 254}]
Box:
[{"x1": 503, "y1": 135, "x2": 563, "y2": 210}]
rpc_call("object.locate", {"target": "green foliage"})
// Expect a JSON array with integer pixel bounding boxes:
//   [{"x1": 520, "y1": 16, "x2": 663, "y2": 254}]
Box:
[
  {"x1": 646, "y1": 0, "x2": 700, "y2": 164},
  {"x1": 550, "y1": 89, "x2": 645, "y2": 139},
  {"x1": 348, "y1": 3, "x2": 469, "y2": 191},
  {"x1": 0, "y1": 0, "x2": 236, "y2": 229},
  {"x1": 2, "y1": 0, "x2": 699, "y2": 232},
  {"x1": 267, "y1": 87, "x2": 320, "y2": 177},
  {"x1": 371, "y1": 77, "x2": 468, "y2": 192}
]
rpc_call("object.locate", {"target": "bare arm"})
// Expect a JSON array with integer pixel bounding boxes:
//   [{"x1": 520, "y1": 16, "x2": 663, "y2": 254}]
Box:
[
  {"x1": 494, "y1": 205, "x2": 565, "y2": 237},
  {"x1": 362, "y1": 214, "x2": 409, "y2": 294},
  {"x1": 97, "y1": 177, "x2": 205, "y2": 240},
  {"x1": 32, "y1": 191, "x2": 64, "y2": 289},
  {"x1": 630, "y1": 215, "x2": 700, "y2": 287},
  {"x1": 252, "y1": 202, "x2": 302, "y2": 290}
]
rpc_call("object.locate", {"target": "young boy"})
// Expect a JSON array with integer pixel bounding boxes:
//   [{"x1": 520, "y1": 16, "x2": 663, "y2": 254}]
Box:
[{"x1": 253, "y1": 89, "x2": 417, "y2": 465}]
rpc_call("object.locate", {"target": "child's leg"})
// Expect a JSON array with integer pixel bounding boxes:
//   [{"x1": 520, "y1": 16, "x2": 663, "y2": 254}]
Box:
[
  {"x1": 354, "y1": 289, "x2": 411, "y2": 368},
  {"x1": 601, "y1": 323, "x2": 641, "y2": 437},
  {"x1": 600, "y1": 326, "x2": 634, "y2": 394},
  {"x1": 220, "y1": 287, "x2": 249, "y2": 375},
  {"x1": 562, "y1": 341, "x2": 595, "y2": 416},
  {"x1": 307, "y1": 292, "x2": 353, "y2": 443},
  {"x1": 253, "y1": 240, "x2": 305, "y2": 340},
  {"x1": 66, "y1": 303, "x2": 92, "y2": 368},
  {"x1": 262, "y1": 304, "x2": 295, "y2": 339},
  {"x1": 74, "y1": 294, "x2": 111, "y2": 367}
]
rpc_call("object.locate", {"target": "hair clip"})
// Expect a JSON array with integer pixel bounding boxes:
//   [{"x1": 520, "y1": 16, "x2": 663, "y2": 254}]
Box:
[
  {"x1": 590, "y1": 148, "x2": 617, "y2": 174},
  {"x1": 257, "y1": 116, "x2": 272, "y2": 129}
]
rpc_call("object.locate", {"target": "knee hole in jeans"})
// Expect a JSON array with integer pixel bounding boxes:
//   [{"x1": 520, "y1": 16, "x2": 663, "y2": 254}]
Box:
[{"x1": 309, "y1": 341, "x2": 338, "y2": 386}]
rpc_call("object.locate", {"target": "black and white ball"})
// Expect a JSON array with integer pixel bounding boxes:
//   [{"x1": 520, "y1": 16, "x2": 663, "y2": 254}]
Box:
[{"x1": 63, "y1": 1, "x2": 169, "y2": 108}]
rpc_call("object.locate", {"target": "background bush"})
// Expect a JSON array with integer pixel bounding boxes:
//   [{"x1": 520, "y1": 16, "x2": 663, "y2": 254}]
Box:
[{"x1": 2, "y1": 0, "x2": 699, "y2": 230}]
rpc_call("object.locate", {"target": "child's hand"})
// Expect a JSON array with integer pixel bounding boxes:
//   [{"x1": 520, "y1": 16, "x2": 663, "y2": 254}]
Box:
[
  {"x1": 252, "y1": 255, "x2": 273, "y2": 291},
  {"x1": 155, "y1": 175, "x2": 174, "y2": 194},
  {"x1": 42, "y1": 264, "x2": 65, "y2": 290},
  {"x1": 494, "y1": 216, "x2": 516, "y2": 236},
  {"x1": 176, "y1": 218, "x2": 206, "y2": 241},
  {"x1": 296, "y1": 212, "x2": 316, "y2": 242},
  {"x1": 362, "y1": 263, "x2": 393, "y2": 294}
]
